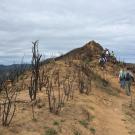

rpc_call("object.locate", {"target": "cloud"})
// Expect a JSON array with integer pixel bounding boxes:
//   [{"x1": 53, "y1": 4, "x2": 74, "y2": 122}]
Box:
[{"x1": 0, "y1": 0, "x2": 135, "y2": 64}]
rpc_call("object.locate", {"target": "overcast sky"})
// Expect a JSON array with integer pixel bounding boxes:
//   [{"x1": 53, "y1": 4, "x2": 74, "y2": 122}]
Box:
[{"x1": 0, "y1": 0, "x2": 135, "y2": 65}]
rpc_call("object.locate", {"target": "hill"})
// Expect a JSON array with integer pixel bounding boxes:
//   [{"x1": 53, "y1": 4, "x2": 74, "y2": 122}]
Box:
[
  {"x1": 0, "y1": 41, "x2": 135, "y2": 135},
  {"x1": 55, "y1": 40, "x2": 103, "y2": 61}
]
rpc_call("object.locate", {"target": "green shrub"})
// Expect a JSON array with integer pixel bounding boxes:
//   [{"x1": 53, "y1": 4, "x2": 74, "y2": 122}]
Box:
[
  {"x1": 60, "y1": 119, "x2": 65, "y2": 123},
  {"x1": 53, "y1": 121, "x2": 59, "y2": 126},
  {"x1": 90, "y1": 127, "x2": 96, "y2": 134},
  {"x1": 89, "y1": 115, "x2": 95, "y2": 121},
  {"x1": 74, "y1": 130, "x2": 81, "y2": 135},
  {"x1": 45, "y1": 128, "x2": 57, "y2": 135},
  {"x1": 79, "y1": 120, "x2": 89, "y2": 128}
]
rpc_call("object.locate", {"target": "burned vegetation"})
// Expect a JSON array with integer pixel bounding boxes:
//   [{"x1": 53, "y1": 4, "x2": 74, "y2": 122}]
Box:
[{"x1": 0, "y1": 40, "x2": 112, "y2": 128}]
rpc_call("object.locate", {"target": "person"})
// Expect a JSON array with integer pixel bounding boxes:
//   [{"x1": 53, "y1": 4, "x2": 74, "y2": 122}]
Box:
[
  {"x1": 101, "y1": 50, "x2": 106, "y2": 59},
  {"x1": 99, "y1": 57, "x2": 105, "y2": 69},
  {"x1": 110, "y1": 51, "x2": 117, "y2": 63},
  {"x1": 119, "y1": 68, "x2": 126, "y2": 89},
  {"x1": 105, "y1": 49, "x2": 110, "y2": 61},
  {"x1": 101, "y1": 50, "x2": 108, "y2": 63},
  {"x1": 125, "y1": 68, "x2": 134, "y2": 96},
  {"x1": 111, "y1": 51, "x2": 115, "y2": 58},
  {"x1": 105, "y1": 48, "x2": 110, "y2": 56}
]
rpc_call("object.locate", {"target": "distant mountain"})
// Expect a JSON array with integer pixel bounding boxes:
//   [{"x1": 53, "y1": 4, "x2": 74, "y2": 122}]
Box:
[
  {"x1": 0, "y1": 64, "x2": 31, "y2": 84},
  {"x1": 0, "y1": 64, "x2": 30, "y2": 72}
]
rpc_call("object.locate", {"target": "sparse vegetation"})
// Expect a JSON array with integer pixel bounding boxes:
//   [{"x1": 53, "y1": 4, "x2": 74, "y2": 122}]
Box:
[
  {"x1": 0, "y1": 40, "x2": 134, "y2": 135},
  {"x1": 89, "y1": 115, "x2": 95, "y2": 122},
  {"x1": 89, "y1": 106, "x2": 95, "y2": 110},
  {"x1": 79, "y1": 120, "x2": 89, "y2": 128},
  {"x1": 0, "y1": 88, "x2": 17, "y2": 127},
  {"x1": 90, "y1": 127, "x2": 96, "y2": 135},
  {"x1": 60, "y1": 119, "x2": 65, "y2": 123},
  {"x1": 53, "y1": 121, "x2": 59, "y2": 126},
  {"x1": 0, "y1": 64, "x2": 27, "y2": 127},
  {"x1": 74, "y1": 130, "x2": 81, "y2": 135},
  {"x1": 45, "y1": 128, "x2": 57, "y2": 135}
]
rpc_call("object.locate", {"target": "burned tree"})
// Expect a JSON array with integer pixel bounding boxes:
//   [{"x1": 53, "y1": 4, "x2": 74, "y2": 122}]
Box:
[
  {"x1": 74, "y1": 61, "x2": 92, "y2": 95},
  {"x1": 29, "y1": 40, "x2": 42, "y2": 101},
  {"x1": 0, "y1": 80, "x2": 17, "y2": 127},
  {"x1": 0, "y1": 62, "x2": 29, "y2": 127},
  {"x1": 43, "y1": 61, "x2": 77, "y2": 114},
  {"x1": 45, "y1": 69, "x2": 63, "y2": 114}
]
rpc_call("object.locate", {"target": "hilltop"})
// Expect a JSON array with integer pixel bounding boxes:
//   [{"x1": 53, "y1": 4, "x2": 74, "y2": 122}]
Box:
[
  {"x1": 0, "y1": 41, "x2": 135, "y2": 135},
  {"x1": 55, "y1": 40, "x2": 103, "y2": 61}
]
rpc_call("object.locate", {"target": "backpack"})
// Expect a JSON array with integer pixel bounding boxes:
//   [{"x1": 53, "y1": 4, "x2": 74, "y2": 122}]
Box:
[
  {"x1": 99, "y1": 58, "x2": 104, "y2": 63},
  {"x1": 131, "y1": 76, "x2": 134, "y2": 82},
  {"x1": 120, "y1": 72, "x2": 125, "y2": 80},
  {"x1": 125, "y1": 72, "x2": 131, "y2": 81}
]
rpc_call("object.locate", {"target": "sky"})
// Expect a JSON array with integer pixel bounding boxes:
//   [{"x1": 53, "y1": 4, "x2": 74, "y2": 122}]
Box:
[{"x1": 0, "y1": 0, "x2": 135, "y2": 65}]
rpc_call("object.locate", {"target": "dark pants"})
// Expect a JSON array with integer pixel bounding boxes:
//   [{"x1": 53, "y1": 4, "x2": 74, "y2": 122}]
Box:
[{"x1": 125, "y1": 81, "x2": 131, "y2": 96}]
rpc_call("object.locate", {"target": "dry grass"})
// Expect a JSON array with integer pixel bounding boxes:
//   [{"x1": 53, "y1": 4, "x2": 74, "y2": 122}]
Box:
[{"x1": 0, "y1": 55, "x2": 135, "y2": 135}]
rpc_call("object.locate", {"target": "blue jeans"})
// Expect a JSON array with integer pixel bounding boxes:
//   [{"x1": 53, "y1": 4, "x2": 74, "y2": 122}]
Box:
[{"x1": 120, "y1": 80, "x2": 125, "y2": 89}]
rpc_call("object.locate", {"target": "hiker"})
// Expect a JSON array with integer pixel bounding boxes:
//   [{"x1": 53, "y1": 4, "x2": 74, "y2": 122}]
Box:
[
  {"x1": 101, "y1": 50, "x2": 106, "y2": 59},
  {"x1": 125, "y1": 68, "x2": 134, "y2": 96},
  {"x1": 99, "y1": 57, "x2": 105, "y2": 69},
  {"x1": 110, "y1": 51, "x2": 117, "y2": 63},
  {"x1": 110, "y1": 51, "x2": 115, "y2": 58},
  {"x1": 119, "y1": 68, "x2": 126, "y2": 89},
  {"x1": 101, "y1": 50, "x2": 107, "y2": 63},
  {"x1": 105, "y1": 48, "x2": 110, "y2": 61},
  {"x1": 105, "y1": 48, "x2": 110, "y2": 56}
]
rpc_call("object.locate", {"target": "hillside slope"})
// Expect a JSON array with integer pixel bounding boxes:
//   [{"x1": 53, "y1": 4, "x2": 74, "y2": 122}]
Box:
[{"x1": 0, "y1": 41, "x2": 135, "y2": 135}]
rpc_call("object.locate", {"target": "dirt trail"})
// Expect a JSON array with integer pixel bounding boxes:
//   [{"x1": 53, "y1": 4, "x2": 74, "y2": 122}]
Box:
[
  {"x1": 93, "y1": 72, "x2": 133, "y2": 135},
  {"x1": 96, "y1": 96, "x2": 130, "y2": 135}
]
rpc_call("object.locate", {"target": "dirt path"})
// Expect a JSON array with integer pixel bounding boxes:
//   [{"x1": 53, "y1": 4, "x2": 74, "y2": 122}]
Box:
[
  {"x1": 94, "y1": 88, "x2": 132, "y2": 135},
  {"x1": 91, "y1": 68, "x2": 134, "y2": 135},
  {"x1": 104, "y1": 99, "x2": 129, "y2": 135}
]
